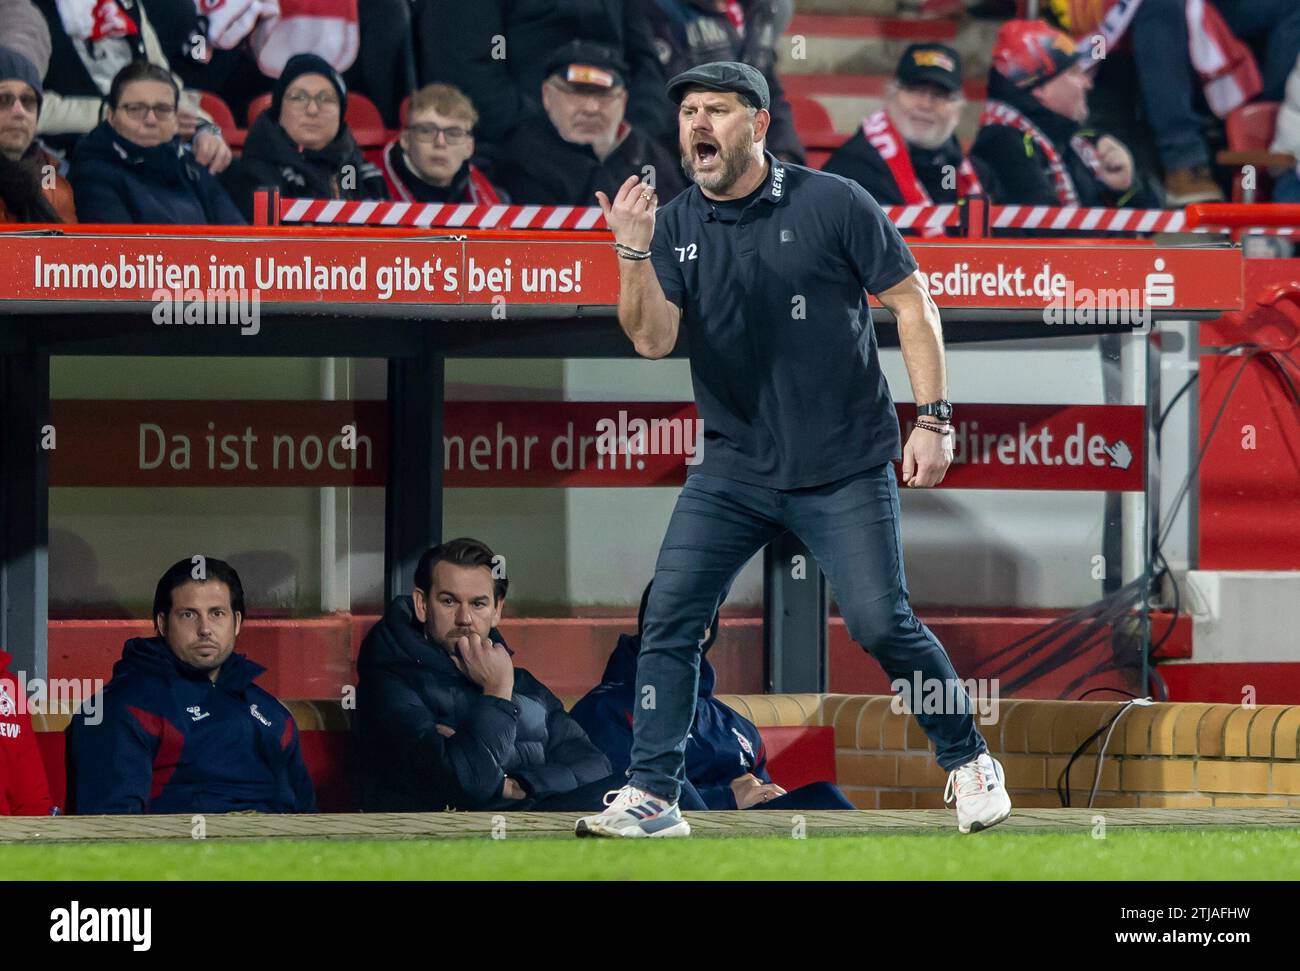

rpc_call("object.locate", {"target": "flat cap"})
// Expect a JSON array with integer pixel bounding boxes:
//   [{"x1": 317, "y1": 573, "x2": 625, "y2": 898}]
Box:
[{"x1": 666, "y1": 60, "x2": 769, "y2": 111}]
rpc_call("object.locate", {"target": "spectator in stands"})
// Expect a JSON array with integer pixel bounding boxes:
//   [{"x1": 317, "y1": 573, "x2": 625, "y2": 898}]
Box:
[
  {"x1": 823, "y1": 44, "x2": 997, "y2": 212},
  {"x1": 1051, "y1": 0, "x2": 1300, "y2": 205},
  {"x1": 571, "y1": 581, "x2": 854, "y2": 811},
  {"x1": 140, "y1": 0, "x2": 276, "y2": 130},
  {"x1": 0, "y1": 47, "x2": 75, "y2": 222},
  {"x1": 0, "y1": 648, "x2": 54, "y2": 816},
  {"x1": 381, "y1": 83, "x2": 508, "y2": 204},
  {"x1": 1, "y1": 0, "x2": 51, "y2": 76},
  {"x1": 68, "y1": 557, "x2": 316, "y2": 814},
  {"x1": 492, "y1": 41, "x2": 686, "y2": 206},
  {"x1": 220, "y1": 53, "x2": 387, "y2": 223},
  {"x1": 69, "y1": 60, "x2": 243, "y2": 224},
  {"x1": 1271, "y1": 53, "x2": 1300, "y2": 203},
  {"x1": 32, "y1": 0, "x2": 232, "y2": 171},
  {"x1": 971, "y1": 20, "x2": 1160, "y2": 209},
  {"x1": 415, "y1": 0, "x2": 673, "y2": 155},
  {"x1": 639, "y1": 0, "x2": 805, "y2": 163},
  {"x1": 355, "y1": 537, "x2": 620, "y2": 813}
]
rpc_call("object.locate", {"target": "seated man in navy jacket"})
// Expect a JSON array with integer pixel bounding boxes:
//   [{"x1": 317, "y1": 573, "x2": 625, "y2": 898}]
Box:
[
  {"x1": 571, "y1": 581, "x2": 853, "y2": 811},
  {"x1": 355, "y1": 537, "x2": 618, "y2": 812},
  {"x1": 69, "y1": 557, "x2": 316, "y2": 815}
]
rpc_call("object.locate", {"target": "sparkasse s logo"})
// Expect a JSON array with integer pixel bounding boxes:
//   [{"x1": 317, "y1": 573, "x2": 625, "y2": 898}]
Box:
[{"x1": 49, "y1": 901, "x2": 152, "y2": 951}]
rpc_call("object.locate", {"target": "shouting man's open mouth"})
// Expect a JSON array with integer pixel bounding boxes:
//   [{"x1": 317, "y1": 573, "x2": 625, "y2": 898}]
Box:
[{"x1": 692, "y1": 136, "x2": 721, "y2": 169}]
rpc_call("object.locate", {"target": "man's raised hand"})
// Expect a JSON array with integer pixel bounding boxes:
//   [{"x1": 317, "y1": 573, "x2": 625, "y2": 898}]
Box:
[
  {"x1": 595, "y1": 175, "x2": 657, "y2": 252},
  {"x1": 452, "y1": 631, "x2": 514, "y2": 700}
]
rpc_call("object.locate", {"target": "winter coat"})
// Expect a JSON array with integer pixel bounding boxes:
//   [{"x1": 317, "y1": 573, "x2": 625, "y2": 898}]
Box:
[
  {"x1": 355, "y1": 596, "x2": 611, "y2": 812},
  {"x1": 492, "y1": 114, "x2": 686, "y2": 206},
  {"x1": 638, "y1": 0, "x2": 804, "y2": 163},
  {"x1": 220, "y1": 113, "x2": 387, "y2": 221},
  {"x1": 0, "y1": 140, "x2": 76, "y2": 222},
  {"x1": 970, "y1": 71, "x2": 1161, "y2": 209},
  {"x1": 68, "y1": 637, "x2": 316, "y2": 814},
  {"x1": 0, "y1": 651, "x2": 53, "y2": 816},
  {"x1": 69, "y1": 121, "x2": 244, "y2": 224},
  {"x1": 570, "y1": 633, "x2": 770, "y2": 809},
  {"x1": 415, "y1": 0, "x2": 673, "y2": 146}
]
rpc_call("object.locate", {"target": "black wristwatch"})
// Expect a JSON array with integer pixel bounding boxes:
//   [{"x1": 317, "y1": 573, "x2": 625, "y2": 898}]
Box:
[{"x1": 917, "y1": 399, "x2": 953, "y2": 423}]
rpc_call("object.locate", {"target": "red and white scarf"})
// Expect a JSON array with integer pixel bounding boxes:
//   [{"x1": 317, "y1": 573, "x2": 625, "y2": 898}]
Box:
[
  {"x1": 978, "y1": 99, "x2": 1108, "y2": 206},
  {"x1": 1071, "y1": 0, "x2": 1261, "y2": 117},
  {"x1": 55, "y1": 0, "x2": 139, "y2": 41},
  {"x1": 382, "y1": 141, "x2": 502, "y2": 205},
  {"x1": 862, "y1": 109, "x2": 982, "y2": 234}
]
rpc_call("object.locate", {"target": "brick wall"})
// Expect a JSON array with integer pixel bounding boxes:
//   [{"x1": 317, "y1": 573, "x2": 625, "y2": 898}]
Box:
[{"x1": 717, "y1": 694, "x2": 1300, "y2": 810}]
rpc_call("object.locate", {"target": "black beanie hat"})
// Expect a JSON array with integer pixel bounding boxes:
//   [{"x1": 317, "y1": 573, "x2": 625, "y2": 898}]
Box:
[
  {"x1": 271, "y1": 53, "x2": 347, "y2": 121},
  {"x1": 0, "y1": 46, "x2": 43, "y2": 113}
]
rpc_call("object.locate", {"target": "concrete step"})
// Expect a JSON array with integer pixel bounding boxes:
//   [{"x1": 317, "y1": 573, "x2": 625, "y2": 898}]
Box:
[
  {"x1": 782, "y1": 72, "x2": 987, "y2": 141},
  {"x1": 1180, "y1": 571, "x2": 1300, "y2": 663},
  {"x1": 778, "y1": 13, "x2": 999, "y2": 79},
  {"x1": 794, "y1": 0, "x2": 904, "y2": 15}
]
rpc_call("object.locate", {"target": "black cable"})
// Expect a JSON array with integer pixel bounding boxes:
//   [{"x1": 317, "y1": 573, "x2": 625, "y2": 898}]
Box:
[
  {"x1": 984, "y1": 339, "x2": 1300, "y2": 712},
  {"x1": 1057, "y1": 707, "x2": 1125, "y2": 807}
]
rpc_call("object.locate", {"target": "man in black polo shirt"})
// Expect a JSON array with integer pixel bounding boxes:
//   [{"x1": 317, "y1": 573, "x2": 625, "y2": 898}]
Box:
[{"x1": 576, "y1": 61, "x2": 1012, "y2": 838}]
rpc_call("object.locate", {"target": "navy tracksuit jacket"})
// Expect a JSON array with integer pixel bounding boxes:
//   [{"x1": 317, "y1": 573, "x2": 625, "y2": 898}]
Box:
[
  {"x1": 69, "y1": 637, "x2": 316, "y2": 814},
  {"x1": 573, "y1": 633, "x2": 810, "y2": 810}
]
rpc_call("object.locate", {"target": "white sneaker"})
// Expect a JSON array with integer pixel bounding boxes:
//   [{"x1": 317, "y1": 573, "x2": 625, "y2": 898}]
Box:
[
  {"x1": 574, "y1": 785, "x2": 691, "y2": 838},
  {"x1": 944, "y1": 753, "x2": 1012, "y2": 834}
]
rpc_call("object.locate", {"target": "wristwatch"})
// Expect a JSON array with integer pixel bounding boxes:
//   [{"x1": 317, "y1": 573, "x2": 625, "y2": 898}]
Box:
[{"x1": 917, "y1": 399, "x2": 953, "y2": 423}]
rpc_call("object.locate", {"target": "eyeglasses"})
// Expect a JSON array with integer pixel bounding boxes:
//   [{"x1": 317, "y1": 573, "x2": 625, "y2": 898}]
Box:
[
  {"x1": 548, "y1": 78, "x2": 624, "y2": 101},
  {"x1": 406, "y1": 123, "x2": 471, "y2": 145},
  {"x1": 0, "y1": 91, "x2": 38, "y2": 113},
  {"x1": 283, "y1": 91, "x2": 340, "y2": 111},
  {"x1": 117, "y1": 102, "x2": 177, "y2": 120}
]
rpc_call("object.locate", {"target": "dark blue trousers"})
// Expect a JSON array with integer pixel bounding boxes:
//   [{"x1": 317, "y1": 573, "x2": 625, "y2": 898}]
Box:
[
  {"x1": 1133, "y1": 0, "x2": 1300, "y2": 170},
  {"x1": 628, "y1": 463, "x2": 988, "y2": 803}
]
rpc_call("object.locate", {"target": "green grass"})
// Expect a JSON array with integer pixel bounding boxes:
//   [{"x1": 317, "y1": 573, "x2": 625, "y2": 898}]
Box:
[{"x1": 2, "y1": 829, "x2": 1298, "y2": 880}]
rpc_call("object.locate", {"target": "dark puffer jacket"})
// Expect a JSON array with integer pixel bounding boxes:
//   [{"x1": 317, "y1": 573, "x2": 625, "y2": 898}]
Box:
[
  {"x1": 220, "y1": 113, "x2": 388, "y2": 222},
  {"x1": 354, "y1": 596, "x2": 610, "y2": 811},
  {"x1": 70, "y1": 121, "x2": 244, "y2": 225}
]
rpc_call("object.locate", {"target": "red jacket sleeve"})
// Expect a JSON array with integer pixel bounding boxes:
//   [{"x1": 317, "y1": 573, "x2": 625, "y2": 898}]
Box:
[{"x1": 1, "y1": 681, "x2": 53, "y2": 815}]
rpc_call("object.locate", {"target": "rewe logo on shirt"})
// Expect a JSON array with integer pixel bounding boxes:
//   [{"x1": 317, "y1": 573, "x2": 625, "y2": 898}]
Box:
[{"x1": 0, "y1": 722, "x2": 20, "y2": 739}]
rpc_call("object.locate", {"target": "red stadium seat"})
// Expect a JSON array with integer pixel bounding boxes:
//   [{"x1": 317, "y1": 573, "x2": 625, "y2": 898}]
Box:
[
  {"x1": 196, "y1": 90, "x2": 245, "y2": 148},
  {"x1": 246, "y1": 91, "x2": 391, "y2": 149},
  {"x1": 1225, "y1": 101, "x2": 1280, "y2": 151},
  {"x1": 246, "y1": 92, "x2": 272, "y2": 128},
  {"x1": 788, "y1": 94, "x2": 844, "y2": 169},
  {"x1": 1223, "y1": 101, "x2": 1281, "y2": 202},
  {"x1": 343, "y1": 93, "x2": 390, "y2": 148}
]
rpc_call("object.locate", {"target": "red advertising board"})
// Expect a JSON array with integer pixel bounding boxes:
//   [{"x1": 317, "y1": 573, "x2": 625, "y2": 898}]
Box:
[
  {"x1": 47, "y1": 401, "x2": 1145, "y2": 491},
  {"x1": 0, "y1": 230, "x2": 1239, "y2": 313}
]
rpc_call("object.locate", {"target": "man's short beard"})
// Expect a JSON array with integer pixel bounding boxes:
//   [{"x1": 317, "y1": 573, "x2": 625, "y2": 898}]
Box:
[
  {"x1": 682, "y1": 135, "x2": 757, "y2": 194},
  {"x1": 889, "y1": 109, "x2": 958, "y2": 152}
]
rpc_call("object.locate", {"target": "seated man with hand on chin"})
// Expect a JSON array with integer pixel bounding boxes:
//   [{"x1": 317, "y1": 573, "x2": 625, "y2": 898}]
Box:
[{"x1": 355, "y1": 537, "x2": 620, "y2": 812}]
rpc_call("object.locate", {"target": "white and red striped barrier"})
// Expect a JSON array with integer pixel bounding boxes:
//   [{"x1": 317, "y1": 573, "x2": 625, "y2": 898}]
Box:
[
  {"x1": 279, "y1": 198, "x2": 608, "y2": 230},
  {"x1": 274, "y1": 197, "x2": 1299, "y2": 236}
]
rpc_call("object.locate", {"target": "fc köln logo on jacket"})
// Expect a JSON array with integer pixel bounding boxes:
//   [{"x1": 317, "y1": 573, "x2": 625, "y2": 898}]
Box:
[{"x1": 0, "y1": 682, "x2": 15, "y2": 718}]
